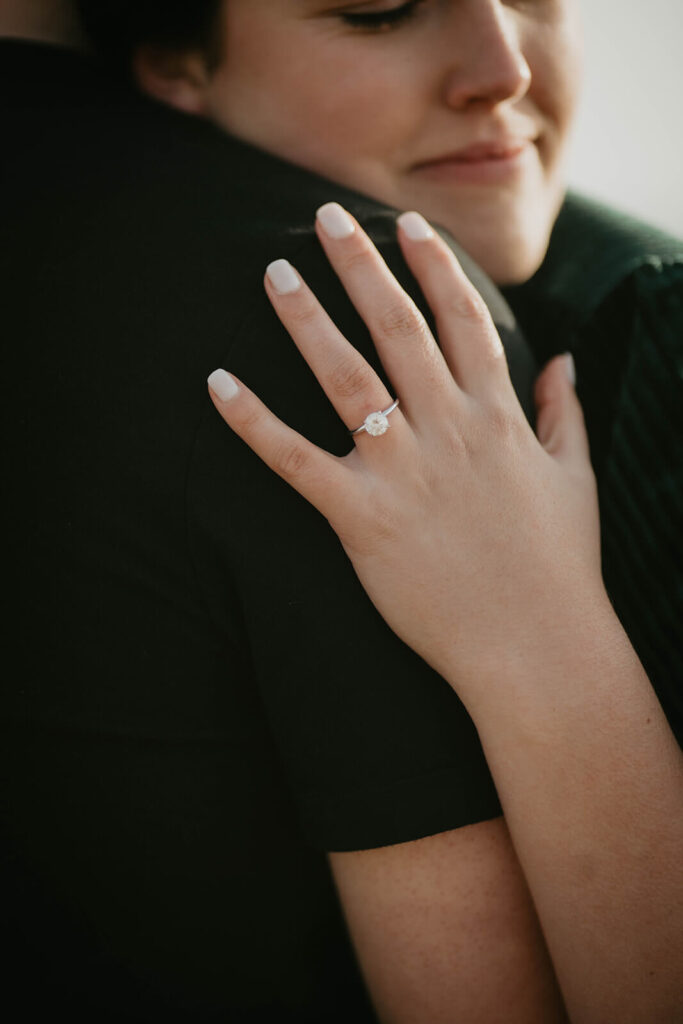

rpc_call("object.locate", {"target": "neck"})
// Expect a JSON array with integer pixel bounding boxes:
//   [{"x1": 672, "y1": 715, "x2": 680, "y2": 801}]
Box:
[{"x1": 0, "y1": 0, "x2": 87, "y2": 49}]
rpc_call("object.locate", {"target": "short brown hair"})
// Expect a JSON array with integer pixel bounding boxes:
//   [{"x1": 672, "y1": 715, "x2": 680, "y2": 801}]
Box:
[{"x1": 76, "y1": 1, "x2": 224, "y2": 75}]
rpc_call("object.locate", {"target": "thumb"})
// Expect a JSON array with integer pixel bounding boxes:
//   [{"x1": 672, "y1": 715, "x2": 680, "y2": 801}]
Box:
[{"x1": 534, "y1": 353, "x2": 591, "y2": 465}]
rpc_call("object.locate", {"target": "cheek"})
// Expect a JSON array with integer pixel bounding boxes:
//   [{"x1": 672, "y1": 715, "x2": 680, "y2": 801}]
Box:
[
  {"x1": 209, "y1": 24, "x2": 399, "y2": 169},
  {"x1": 525, "y1": 13, "x2": 583, "y2": 142}
]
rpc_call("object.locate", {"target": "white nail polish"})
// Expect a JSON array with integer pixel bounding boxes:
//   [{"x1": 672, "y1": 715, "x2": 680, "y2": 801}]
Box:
[
  {"x1": 208, "y1": 369, "x2": 239, "y2": 402},
  {"x1": 266, "y1": 259, "x2": 301, "y2": 295},
  {"x1": 316, "y1": 202, "x2": 356, "y2": 240},
  {"x1": 398, "y1": 211, "x2": 434, "y2": 241}
]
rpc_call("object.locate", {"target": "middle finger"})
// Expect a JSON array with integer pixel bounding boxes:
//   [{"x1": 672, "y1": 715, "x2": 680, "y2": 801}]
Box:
[{"x1": 314, "y1": 202, "x2": 461, "y2": 420}]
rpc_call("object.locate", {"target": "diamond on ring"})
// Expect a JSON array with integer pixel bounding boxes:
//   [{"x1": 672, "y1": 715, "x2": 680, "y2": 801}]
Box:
[
  {"x1": 364, "y1": 411, "x2": 390, "y2": 436},
  {"x1": 350, "y1": 399, "x2": 400, "y2": 437}
]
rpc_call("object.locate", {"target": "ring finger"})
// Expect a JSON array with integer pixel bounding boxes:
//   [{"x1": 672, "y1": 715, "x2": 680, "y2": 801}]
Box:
[{"x1": 264, "y1": 257, "x2": 409, "y2": 444}]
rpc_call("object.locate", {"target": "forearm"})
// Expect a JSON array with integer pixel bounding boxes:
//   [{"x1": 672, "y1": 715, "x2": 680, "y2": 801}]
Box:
[
  {"x1": 210, "y1": 199, "x2": 682, "y2": 1018},
  {"x1": 456, "y1": 592, "x2": 683, "y2": 1024}
]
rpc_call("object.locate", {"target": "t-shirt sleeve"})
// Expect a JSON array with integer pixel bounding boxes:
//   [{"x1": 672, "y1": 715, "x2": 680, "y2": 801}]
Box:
[
  {"x1": 187, "y1": 218, "x2": 512, "y2": 852},
  {"x1": 598, "y1": 259, "x2": 683, "y2": 746}
]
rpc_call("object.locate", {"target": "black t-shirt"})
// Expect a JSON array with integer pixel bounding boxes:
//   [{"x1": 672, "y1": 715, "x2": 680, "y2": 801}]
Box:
[{"x1": 1, "y1": 42, "x2": 536, "y2": 1021}]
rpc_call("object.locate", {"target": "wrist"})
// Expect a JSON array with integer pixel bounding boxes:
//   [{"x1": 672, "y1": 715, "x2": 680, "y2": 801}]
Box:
[{"x1": 441, "y1": 583, "x2": 625, "y2": 724}]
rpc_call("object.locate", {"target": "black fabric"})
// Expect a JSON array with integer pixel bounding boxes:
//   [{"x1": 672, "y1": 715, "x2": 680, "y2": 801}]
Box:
[{"x1": 1, "y1": 41, "x2": 537, "y2": 1021}]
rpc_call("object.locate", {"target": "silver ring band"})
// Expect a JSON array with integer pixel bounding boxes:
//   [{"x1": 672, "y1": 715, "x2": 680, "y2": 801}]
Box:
[{"x1": 350, "y1": 398, "x2": 400, "y2": 437}]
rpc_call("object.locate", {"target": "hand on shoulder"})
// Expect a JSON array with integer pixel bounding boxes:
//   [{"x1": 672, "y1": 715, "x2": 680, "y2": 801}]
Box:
[{"x1": 208, "y1": 203, "x2": 605, "y2": 710}]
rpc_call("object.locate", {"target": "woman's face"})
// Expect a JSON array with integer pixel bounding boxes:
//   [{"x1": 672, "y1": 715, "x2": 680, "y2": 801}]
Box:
[{"x1": 197, "y1": 0, "x2": 583, "y2": 284}]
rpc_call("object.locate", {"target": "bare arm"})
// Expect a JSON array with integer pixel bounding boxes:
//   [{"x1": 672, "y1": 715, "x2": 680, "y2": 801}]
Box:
[
  {"x1": 330, "y1": 603, "x2": 683, "y2": 1024},
  {"x1": 463, "y1": 599, "x2": 683, "y2": 1024},
  {"x1": 207, "y1": 203, "x2": 683, "y2": 1020},
  {"x1": 329, "y1": 818, "x2": 568, "y2": 1024}
]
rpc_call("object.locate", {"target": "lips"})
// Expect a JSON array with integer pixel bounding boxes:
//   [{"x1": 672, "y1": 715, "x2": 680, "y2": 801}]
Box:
[
  {"x1": 410, "y1": 135, "x2": 537, "y2": 186},
  {"x1": 415, "y1": 139, "x2": 532, "y2": 168}
]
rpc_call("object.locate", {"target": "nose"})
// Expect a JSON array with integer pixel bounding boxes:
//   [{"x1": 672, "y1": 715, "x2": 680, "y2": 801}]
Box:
[{"x1": 441, "y1": 0, "x2": 532, "y2": 111}]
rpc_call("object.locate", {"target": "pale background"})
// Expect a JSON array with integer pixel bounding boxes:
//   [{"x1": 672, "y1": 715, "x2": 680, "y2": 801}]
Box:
[{"x1": 567, "y1": 0, "x2": 683, "y2": 238}]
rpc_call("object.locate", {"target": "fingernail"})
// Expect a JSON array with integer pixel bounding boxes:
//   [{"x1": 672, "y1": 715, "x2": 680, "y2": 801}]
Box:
[
  {"x1": 316, "y1": 202, "x2": 356, "y2": 240},
  {"x1": 266, "y1": 259, "x2": 301, "y2": 295},
  {"x1": 397, "y1": 211, "x2": 434, "y2": 241},
  {"x1": 564, "y1": 352, "x2": 576, "y2": 387},
  {"x1": 208, "y1": 369, "x2": 239, "y2": 402}
]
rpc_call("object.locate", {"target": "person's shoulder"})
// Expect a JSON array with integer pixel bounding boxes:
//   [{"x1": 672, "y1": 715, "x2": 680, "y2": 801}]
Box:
[
  {"x1": 566, "y1": 196, "x2": 683, "y2": 360},
  {"x1": 556, "y1": 193, "x2": 683, "y2": 258},
  {"x1": 541, "y1": 193, "x2": 682, "y2": 318},
  {"x1": 503, "y1": 192, "x2": 683, "y2": 351}
]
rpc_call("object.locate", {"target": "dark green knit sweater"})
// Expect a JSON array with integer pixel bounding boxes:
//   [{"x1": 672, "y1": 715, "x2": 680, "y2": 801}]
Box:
[{"x1": 504, "y1": 193, "x2": 683, "y2": 745}]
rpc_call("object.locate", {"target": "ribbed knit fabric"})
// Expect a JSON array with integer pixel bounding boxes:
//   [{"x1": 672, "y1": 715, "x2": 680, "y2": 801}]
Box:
[{"x1": 504, "y1": 194, "x2": 683, "y2": 744}]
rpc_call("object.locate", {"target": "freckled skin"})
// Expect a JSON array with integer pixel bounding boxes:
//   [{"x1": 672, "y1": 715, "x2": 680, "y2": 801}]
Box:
[{"x1": 198, "y1": 0, "x2": 583, "y2": 285}]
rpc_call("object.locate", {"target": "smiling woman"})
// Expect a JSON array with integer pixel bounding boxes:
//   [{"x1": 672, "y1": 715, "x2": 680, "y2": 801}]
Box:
[
  {"x1": 125, "y1": 0, "x2": 581, "y2": 285},
  {"x1": 5, "y1": 0, "x2": 683, "y2": 1022}
]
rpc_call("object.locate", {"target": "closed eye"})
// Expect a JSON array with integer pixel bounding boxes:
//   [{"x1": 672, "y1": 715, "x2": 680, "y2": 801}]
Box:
[{"x1": 339, "y1": 0, "x2": 427, "y2": 32}]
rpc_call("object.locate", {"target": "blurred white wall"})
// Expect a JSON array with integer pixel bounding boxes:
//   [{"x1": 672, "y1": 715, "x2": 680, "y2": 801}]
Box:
[{"x1": 567, "y1": 0, "x2": 683, "y2": 238}]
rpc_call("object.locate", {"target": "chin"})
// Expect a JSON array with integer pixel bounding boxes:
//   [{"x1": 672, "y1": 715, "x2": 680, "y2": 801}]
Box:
[
  {"x1": 455, "y1": 204, "x2": 560, "y2": 287},
  {"x1": 481, "y1": 240, "x2": 549, "y2": 287},
  {"x1": 450, "y1": 231, "x2": 546, "y2": 287},
  {"x1": 432, "y1": 179, "x2": 567, "y2": 286}
]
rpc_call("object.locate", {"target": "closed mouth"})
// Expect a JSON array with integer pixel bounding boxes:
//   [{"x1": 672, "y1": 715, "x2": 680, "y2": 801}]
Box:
[{"x1": 414, "y1": 139, "x2": 532, "y2": 169}]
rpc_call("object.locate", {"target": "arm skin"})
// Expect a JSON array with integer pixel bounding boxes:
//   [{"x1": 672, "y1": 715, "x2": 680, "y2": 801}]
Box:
[
  {"x1": 208, "y1": 207, "x2": 683, "y2": 1022},
  {"x1": 456, "y1": 591, "x2": 683, "y2": 1024},
  {"x1": 329, "y1": 819, "x2": 569, "y2": 1024},
  {"x1": 328, "y1": 595, "x2": 683, "y2": 1024}
]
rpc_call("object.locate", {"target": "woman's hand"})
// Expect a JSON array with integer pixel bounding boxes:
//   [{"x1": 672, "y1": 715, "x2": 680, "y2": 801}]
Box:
[
  {"x1": 209, "y1": 204, "x2": 683, "y2": 1024},
  {"x1": 208, "y1": 203, "x2": 604, "y2": 708}
]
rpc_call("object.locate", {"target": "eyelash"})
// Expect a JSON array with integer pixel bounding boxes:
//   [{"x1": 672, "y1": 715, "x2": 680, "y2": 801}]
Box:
[{"x1": 340, "y1": 0, "x2": 426, "y2": 32}]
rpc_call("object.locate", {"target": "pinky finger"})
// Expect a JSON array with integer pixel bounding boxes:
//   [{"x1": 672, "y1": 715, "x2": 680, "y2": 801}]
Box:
[{"x1": 207, "y1": 368, "x2": 352, "y2": 520}]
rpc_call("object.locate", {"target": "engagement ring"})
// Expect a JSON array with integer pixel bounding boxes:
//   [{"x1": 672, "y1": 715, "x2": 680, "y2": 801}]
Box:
[{"x1": 350, "y1": 399, "x2": 400, "y2": 437}]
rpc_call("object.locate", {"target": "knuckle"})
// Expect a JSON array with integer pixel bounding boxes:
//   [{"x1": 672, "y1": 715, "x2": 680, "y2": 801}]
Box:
[
  {"x1": 487, "y1": 400, "x2": 520, "y2": 439},
  {"x1": 234, "y1": 403, "x2": 265, "y2": 434},
  {"x1": 271, "y1": 441, "x2": 309, "y2": 480},
  {"x1": 328, "y1": 357, "x2": 375, "y2": 399},
  {"x1": 287, "y1": 299, "x2": 319, "y2": 330},
  {"x1": 447, "y1": 286, "x2": 489, "y2": 322},
  {"x1": 339, "y1": 245, "x2": 372, "y2": 276},
  {"x1": 442, "y1": 423, "x2": 468, "y2": 458},
  {"x1": 440, "y1": 428, "x2": 470, "y2": 466},
  {"x1": 488, "y1": 331, "x2": 508, "y2": 362},
  {"x1": 377, "y1": 300, "x2": 427, "y2": 341},
  {"x1": 433, "y1": 244, "x2": 458, "y2": 274}
]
